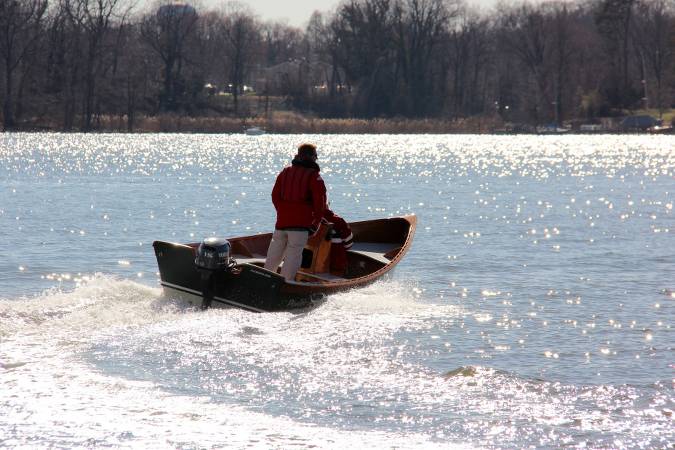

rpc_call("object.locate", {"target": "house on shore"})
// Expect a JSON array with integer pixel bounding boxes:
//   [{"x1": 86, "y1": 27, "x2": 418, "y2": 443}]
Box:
[
  {"x1": 620, "y1": 115, "x2": 660, "y2": 132},
  {"x1": 256, "y1": 59, "x2": 346, "y2": 97}
]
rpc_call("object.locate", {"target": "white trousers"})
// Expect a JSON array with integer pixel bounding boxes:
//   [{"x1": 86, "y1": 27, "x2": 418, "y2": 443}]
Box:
[{"x1": 264, "y1": 229, "x2": 309, "y2": 281}]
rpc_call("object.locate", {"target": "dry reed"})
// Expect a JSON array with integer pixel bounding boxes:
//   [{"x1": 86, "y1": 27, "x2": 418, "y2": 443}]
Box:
[{"x1": 93, "y1": 111, "x2": 501, "y2": 134}]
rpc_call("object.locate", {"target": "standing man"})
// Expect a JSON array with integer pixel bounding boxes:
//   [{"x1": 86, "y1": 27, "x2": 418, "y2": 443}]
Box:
[{"x1": 264, "y1": 143, "x2": 327, "y2": 281}]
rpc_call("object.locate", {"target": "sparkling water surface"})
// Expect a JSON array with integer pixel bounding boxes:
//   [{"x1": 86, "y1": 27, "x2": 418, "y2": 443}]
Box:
[{"x1": 1, "y1": 133, "x2": 673, "y2": 448}]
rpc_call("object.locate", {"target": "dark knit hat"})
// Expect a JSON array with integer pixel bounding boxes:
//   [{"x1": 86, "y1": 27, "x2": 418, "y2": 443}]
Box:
[{"x1": 297, "y1": 143, "x2": 318, "y2": 160}]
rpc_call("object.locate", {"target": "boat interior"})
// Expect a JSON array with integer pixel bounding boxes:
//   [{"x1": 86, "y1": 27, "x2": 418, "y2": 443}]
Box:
[{"x1": 198, "y1": 217, "x2": 413, "y2": 284}]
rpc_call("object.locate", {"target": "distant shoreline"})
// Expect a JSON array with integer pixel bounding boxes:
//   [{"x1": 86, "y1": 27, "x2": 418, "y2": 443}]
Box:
[
  {"x1": 3, "y1": 112, "x2": 672, "y2": 135},
  {"x1": 3, "y1": 113, "x2": 500, "y2": 135}
]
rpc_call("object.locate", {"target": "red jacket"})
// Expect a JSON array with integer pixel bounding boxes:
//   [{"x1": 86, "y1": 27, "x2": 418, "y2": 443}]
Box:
[
  {"x1": 324, "y1": 209, "x2": 353, "y2": 274},
  {"x1": 272, "y1": 159, "x2": 327, "y2": 230}
]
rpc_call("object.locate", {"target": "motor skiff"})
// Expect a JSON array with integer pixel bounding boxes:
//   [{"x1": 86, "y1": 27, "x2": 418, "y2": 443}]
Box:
[{"x1": 152, "y1": 215, "x2": 416, "y2": 312}]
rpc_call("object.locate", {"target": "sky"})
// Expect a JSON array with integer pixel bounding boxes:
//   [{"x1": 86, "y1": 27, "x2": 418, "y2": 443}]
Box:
[
  {"x1": 195, "y1": 0, "x2": 500, "y2": 27},
  {"x1": 228, "y1": 0, "x2": 340, "y2": 26}
]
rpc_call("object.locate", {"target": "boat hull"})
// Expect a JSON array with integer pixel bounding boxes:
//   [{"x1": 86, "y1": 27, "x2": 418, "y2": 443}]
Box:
[{"x1": 153, "y1": 241, "x2": 316, "y2": 312}]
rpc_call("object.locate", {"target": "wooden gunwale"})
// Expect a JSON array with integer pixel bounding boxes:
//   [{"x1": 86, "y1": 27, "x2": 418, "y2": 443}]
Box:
[{"x1": 179, "y1": 215, "x2": 416, "y2": 295}]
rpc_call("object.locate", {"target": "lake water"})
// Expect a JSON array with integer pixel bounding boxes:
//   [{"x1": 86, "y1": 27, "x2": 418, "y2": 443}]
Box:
[{"x1": 0, "y1": 133, "x2": 673, "y2": 449}]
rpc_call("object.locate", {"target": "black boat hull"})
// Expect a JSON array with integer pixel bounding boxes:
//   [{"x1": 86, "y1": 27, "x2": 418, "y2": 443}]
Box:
[{"x1": 154, "y1": 241, "x2": 316, "y2": 312}]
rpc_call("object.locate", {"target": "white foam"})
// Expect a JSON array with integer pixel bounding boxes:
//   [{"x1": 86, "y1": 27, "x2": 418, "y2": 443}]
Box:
[
  {"x1": 0, "y1": 276, "x2": 467, "y2": 449},
  {"x1": 0, "y1": 274, "x2": 183, "y2": 339},
  {"x1": 1, "y1": 355, "x2": 462, "y2": 449}
]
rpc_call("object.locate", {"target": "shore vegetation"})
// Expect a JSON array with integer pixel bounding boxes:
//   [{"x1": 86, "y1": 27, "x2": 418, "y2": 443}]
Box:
[{"x1": 0, "y1": 0, "x2": 673, "y2": 133}]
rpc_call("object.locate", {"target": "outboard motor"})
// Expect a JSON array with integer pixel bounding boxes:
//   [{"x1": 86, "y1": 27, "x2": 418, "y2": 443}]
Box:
[
  {"x1": 195, "y1": 237, "x2": 234, "y2": 270},
  {"x1": 194, "y1": 237, "x2": 235, "y2": 309}
]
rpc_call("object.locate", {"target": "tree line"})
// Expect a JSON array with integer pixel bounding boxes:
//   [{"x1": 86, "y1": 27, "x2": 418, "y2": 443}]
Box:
[{"x1": 1, "y1": 0, "x2": 674, "y2": 131}]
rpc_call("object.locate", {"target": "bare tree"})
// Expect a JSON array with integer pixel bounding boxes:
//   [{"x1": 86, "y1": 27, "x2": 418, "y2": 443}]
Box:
[
  {"x1": 60, "y1": 0, "x2": 131, "y2": 130},
  {"x1": 141, "y1": 1, "x2": 199, "y2": 111},
  {"x1": 263, "y1": 21, "x2": 304, "y2": 66},
  {"x1": 595, "y1": 0, "x2": 637, "y2": 107},
  {"x1": 548, "y1": 2, "x2": 578, "y2": 125},
  {"x1": 393, "y1": 0, "x2": 459, "y2": 116},
  {"x1": 330, "y1": 0, "x2": 398, "y2": 117},
  {"x1": 196, "y1": 10, "x2": 225, "y2": 89},
  {"x1": 633, "y1": 0, "x2": 674, "y2": 117},
  {"x1": 307, "y1": 11, "x2": 346, "y2": 112},
  {"x1": 0, "y1": 0, "x2": 47, "y2": 129},
  {"x1": 110, "y1": 22, "x2": 153, "y2": 131},
  {"x1": 446, "y1": 8, "x2": 492, "y2": 117},
  {"x1": 217, "y1": 2, "x2": 261, "y2": 116},
  {"x1": 46, "y1": 6, "x2": 83, "y2": 130},
  {"x1": 498, "y1": 3, "x2": 552, "y2": 124}
]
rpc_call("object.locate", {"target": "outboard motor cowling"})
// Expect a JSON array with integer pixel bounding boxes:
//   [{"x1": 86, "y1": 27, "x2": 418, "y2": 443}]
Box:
[
  {"x1": 194, "y1": 237, "x2": 235, "y2": 310},
  {"x1": 195, "y1": 237, "x2": 233, "y2": 270}
]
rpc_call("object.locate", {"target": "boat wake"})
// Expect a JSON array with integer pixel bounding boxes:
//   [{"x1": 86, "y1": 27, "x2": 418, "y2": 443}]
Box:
[
  {"x1": 0, "y1": 274, "x2": 467, "y2": 449},
  {"x1": 0, "y1": 275, "x2": 176, "y2": 339},
  {"x1": 0, "y1": 274, "x2": 452, "y2": 342},
  {"x1": 1, "y1": 275, "x2": 671, "y2": 448}
]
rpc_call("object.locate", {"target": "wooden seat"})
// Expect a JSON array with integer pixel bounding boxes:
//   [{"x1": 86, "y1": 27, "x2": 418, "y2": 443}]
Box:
[
  {"x1": 300, "y1": 221, "x2": 333, "y2": 274},
  {"x1": 347, "y1": 242, "x2": 400, "y2": 264},
  {"x1": 295, "y1": 271, "x2": 345, "y2": 283}
]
